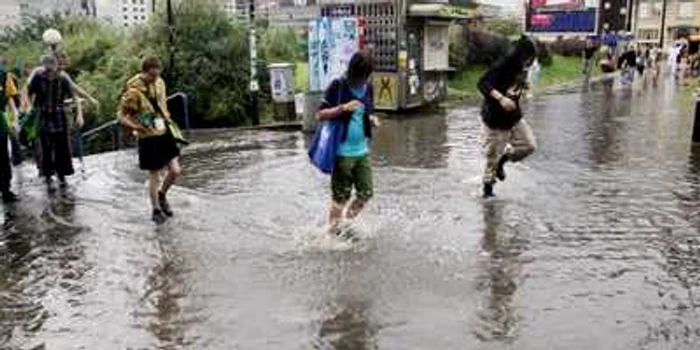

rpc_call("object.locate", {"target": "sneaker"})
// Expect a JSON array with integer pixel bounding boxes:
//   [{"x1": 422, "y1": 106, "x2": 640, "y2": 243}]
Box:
[
  {"x1": 158, "y1": 192, "x2": 173, "y2": 217},
  {"x1": 45, "y1": 177, "x2": 56, "y2": 193},
  {"x1": 2, "y1": 191, "x2": 18, "y2": 203},
  {"x1": 152, "y1": 209, "x2": 168, "y2": 224},
  {"x1": 496, "y1": 155, "x2": 508, "y2": 182},
  {"x1": 483, "y1": 183, "x2": 495, "y2": 198}
]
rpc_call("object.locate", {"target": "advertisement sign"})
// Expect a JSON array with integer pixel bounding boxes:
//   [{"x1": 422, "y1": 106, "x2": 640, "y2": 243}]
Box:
[
  {"x1": 373, "y1": 73, "x2": 399, "y2": 110},
  {"x1": 308, "y1": 17, "x2": 359, "y2": 92},
  {"x1": 526, "y1": 9, "x2": 597, "y2": 33}
]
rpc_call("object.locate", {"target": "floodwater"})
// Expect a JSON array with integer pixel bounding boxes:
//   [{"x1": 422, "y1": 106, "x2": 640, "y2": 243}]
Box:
[{"x1": 2, "y1": 80, "x2": 700, "y2": 350}]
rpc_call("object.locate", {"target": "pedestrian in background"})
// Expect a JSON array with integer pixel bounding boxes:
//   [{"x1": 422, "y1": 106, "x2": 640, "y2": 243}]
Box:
[
  {"x1": 26, "y1": 55, "x2": 83, "y2": 192},
  {"x1": 582, "y1": 38, "x2": 597, "y2": 83},
  {"x1": 315, "y1": 52, "x2": 376, "y2": 235},
  {"x1": 618, "y1": 44, "x2": 637, "y2": 88},
  {"x1": 477, "y1": 36, "x2": 537, "y2": 198},
  {"x1": 599, "y1": 46, "x2": 616, "y2": 93},
  {"x1": 0, "y1": 58, "x2": 20, "y2": 202}
]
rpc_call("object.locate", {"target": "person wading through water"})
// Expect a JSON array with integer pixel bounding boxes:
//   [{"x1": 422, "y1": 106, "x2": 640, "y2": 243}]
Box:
[
  {"x1": 118, "y1": 56, "x2": 182, "y2": 224},
  {"x1": 477, "y1": 35, "x2": 537, "y2": 198},
  {"x1": 22, "y1": 51, "x2": 98, "y2": 177},
  {"x1": 26, "y1": 55, "x2": 83, "y2": 191},
  {"x1": 0, "y1": 58, "x2": 20, "y2": 202},
  {"x1": 316, "y1": 52, "x2": 378, "y2": 235}
]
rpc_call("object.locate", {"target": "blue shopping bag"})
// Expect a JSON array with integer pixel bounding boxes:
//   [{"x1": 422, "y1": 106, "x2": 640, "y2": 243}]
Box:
[{"x1": 308, "y1": 119, "x2": 344, "y2": 174}]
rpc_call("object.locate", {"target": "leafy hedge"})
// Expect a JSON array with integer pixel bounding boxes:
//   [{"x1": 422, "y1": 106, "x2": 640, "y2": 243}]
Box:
[
  {"x1": 0, "y1": 0, "x2": 306, "y2": 130},
  {"x1": 449, "y1": 27, "x2": 553, "y2": 70}
]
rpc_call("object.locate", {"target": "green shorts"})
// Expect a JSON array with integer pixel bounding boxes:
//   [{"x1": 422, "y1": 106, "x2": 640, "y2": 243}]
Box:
[{"x1": 331, "y1": 155, "x2": 374, "y2": 204}]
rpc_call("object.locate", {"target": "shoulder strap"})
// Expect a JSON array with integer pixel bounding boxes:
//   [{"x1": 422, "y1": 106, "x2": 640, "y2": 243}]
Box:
[{"x1": 0, "y1": 69, "x2": 7, "y2": 110}]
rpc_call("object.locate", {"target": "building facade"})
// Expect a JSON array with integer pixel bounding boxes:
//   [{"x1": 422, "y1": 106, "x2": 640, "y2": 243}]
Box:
[
  {"x1": 598, "y1": 0, "x2": 634, "y2": 33},
  {"x1": 634, "y1": 0, "x2": 700, "y2": 47},
  {"x1": 0, "y1": 0, "x2": 21, "y2": 30}
]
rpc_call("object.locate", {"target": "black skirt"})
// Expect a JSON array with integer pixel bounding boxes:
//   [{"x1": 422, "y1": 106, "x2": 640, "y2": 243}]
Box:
[{"x1": 138, "y1": 133, "x2": 180, "y2": 171}]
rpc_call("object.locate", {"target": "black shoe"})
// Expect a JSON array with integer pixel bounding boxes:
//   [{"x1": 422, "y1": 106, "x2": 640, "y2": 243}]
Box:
[
  {"x1": 483, "y1": 183, "x2": 495, "y2": 198},
  {"x1": 158, "y1": 192, "x2": 173, "y2": 217},
  {"x1": 45, "y1": 178, "x2": 56, "y2": 193},
  {"x1": 58, "y1": 177, "x2": 68, "y2": 189},
  {"x1": 496, "y1": 155, "x2": 508, "y2": 182},
  {"x1": 152, "y1": 209, "x2": 168, "y2": 224},
  {"x1": 2, "y1": 191, "x2": 18, "y2": 203}
]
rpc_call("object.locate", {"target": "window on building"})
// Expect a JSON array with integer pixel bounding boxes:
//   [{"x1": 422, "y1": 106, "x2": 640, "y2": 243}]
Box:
[
  {"x1": 123, "y1": 7, "x2": 128, "y2": 12},
  {"x1": 134, "y1": 15, "x2": 138, "y2": 20},
  {"x1": 141, "y1": 0, "x2": 145, "y2": 4},
  {"x1": 124, "y1": 15, "x2": 128, "y2": 20},
  {"x1": 125, "y1": 23, "x2": 129, "y2": 27},
  {"x1": 678, "y1": 2, "x2": 694, "y2": 19},
  {"x1": 639, "y1": 3, "x2": 650, "y2": 18},
  {"x1": 638, "y1": 29, "x2": 659, "y2": 40},
  {"x1": 141, "y1": 15, "x2": 146, "y2": 20},
  {"x1": 652, "y1": 1, "x2": 662, "y2": 16},
  {"x1": 132, "y1": 0, "x2": 137, "y2": 4}
]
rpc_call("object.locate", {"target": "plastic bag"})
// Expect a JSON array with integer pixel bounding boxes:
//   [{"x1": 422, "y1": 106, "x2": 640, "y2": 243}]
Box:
[{"x1": 308, "y1": 119, "x2": 344, "y2": 174}]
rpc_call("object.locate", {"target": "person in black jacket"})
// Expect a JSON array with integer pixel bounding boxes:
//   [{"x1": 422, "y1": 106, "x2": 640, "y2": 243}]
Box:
[{"x1": 477, "y1": 36, "x2": 537, "y2": 198}]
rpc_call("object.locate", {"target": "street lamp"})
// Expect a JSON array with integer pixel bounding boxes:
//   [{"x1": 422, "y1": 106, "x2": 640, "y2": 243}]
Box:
[{"x1": 42, "y1": 28, "x2": 62, "y2": 53}]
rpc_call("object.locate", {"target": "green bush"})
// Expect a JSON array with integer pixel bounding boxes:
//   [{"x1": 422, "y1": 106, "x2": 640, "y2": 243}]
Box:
[
  {"x1": 1, "y1": 0, "x2": 277, "y2": 129},
  {"x1": 261, "y1": 27, "x2": 302, "y2": 63}
]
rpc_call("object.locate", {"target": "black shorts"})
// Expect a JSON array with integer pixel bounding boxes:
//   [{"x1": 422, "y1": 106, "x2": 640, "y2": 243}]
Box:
[
  {"x1": 601, "y1": 65, "x2": 615, "y2": 74},
  {"x1": 138, "y1": 133, "x2": 180, "y2": 171}
]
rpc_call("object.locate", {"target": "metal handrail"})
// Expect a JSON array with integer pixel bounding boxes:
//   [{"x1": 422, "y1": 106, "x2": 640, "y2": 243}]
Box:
[
  {"x1": 82, "y1": 119, "x2": 119, "y2": 138},
  {"x1": 80, "y1": 92, "x2": 190, "y2": 151}
]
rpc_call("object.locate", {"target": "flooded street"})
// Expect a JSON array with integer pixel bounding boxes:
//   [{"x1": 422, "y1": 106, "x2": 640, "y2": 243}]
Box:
[{"x1": 2, "y1": 81, "x2": 700, "y2": 350}]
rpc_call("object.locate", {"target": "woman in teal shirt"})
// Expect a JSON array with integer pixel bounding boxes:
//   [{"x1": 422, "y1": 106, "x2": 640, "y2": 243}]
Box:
[{"x1": 316, "y1": 52, "x2": 375, "y2": 235}]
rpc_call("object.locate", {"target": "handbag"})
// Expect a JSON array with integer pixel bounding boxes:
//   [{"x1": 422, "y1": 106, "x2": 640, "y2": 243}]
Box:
[
  {"x1": 167, "y1": 119, "x2": 189, "y2": 145},
  {"x1": 308, "y1": 119, "x2": 344, "y2": 174},
  {"x1": 308, "y1": 79, "x2": 345, "y2": 174},
  {"x1": 19, "y1": 109, "x2": 39, "y2": 146}
]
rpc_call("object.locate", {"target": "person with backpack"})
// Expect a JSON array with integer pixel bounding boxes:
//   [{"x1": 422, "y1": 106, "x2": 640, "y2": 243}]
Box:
[
  {"x1": 314, "y1": 52, "x2": 376, "y2": 235},
  {"x1": 477, "y1": 36, "x2": 537, "y2": 198},
  {"x1": 26, "y1": 55, "x2": 83, "y2": 192},
  {"x1": 0, "y1": 59, "x2": 20, "y2": 202},
  {"x1": 118, "y1": 56, "x2": 182, "y2": 224}
]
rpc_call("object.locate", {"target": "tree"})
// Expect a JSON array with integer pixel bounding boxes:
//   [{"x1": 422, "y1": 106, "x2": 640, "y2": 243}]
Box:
[{"x1": 486, "y1": 17, "x2": 522, "y2": 39}]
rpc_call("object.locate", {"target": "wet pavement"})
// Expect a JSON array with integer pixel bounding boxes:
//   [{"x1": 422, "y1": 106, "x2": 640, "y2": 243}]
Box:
[{"x1": 2, "y1": 80, "x2": 700, "y2": 349}]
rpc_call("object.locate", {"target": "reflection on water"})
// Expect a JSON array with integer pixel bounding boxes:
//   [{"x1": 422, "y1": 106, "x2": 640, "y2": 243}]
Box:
[
  {"x1": 317, "y1": 297, "x2": 374, "y2": 350},
  {"x1": 373, "y1": 112, "x2": 449, "y2": 169},
  {"x1": 3, "y1": 80, "x2": 700, "y2": 349},
  {"x1": 475, "y1": 200, "x2": 522, "y2": 343}
]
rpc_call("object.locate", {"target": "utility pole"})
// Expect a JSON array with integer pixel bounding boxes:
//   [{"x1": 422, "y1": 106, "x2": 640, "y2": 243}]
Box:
[
  {"x1": 167, "y1": 0, "x2": 175, "y2": 71},
  {"x1": 249, "y1": 0, "x2": 260, "y2": 125},
  {"x1": 659, "y1": 0, "x2": 668, "y2": 47}
]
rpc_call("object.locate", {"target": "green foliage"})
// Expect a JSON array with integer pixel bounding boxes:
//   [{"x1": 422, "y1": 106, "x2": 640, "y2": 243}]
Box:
[
  {"x1": 485, "y1": 18, "x2": 522, "y2": 39},
  {"x1": 136, "y1": 0, "x2": 259, "y2": 127},
  {"x1": 261, "y1": 27, "x2": 302, "y2": 63},
  {"x1": 1, "y1": 0, "x2": 280, "y2": 129}
]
